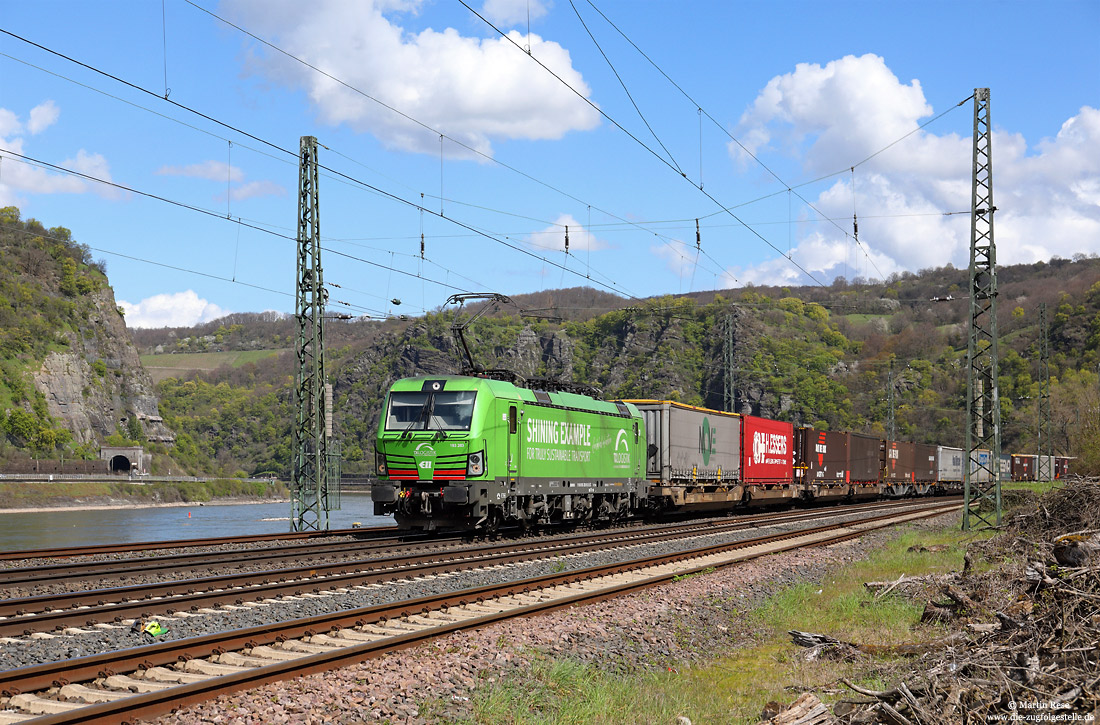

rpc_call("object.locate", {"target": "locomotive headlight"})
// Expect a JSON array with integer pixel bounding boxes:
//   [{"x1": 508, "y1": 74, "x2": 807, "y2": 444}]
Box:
[
  {"x1": 467, "y1": 451, "x2": 484, "y2": 477},
  {"x1": 375, "y1": 449, "x2": 388, "y2": 476}
]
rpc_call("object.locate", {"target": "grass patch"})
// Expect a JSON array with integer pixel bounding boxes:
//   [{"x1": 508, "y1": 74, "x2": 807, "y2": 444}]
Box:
[
  {"x1": 1001, "y1": 479, "x2": 1065, "y2": 494},
  {"x1": 465, "y1": 520, "x2": 993, "y2": 724},
  {"x1": 469, "y1": 658, "x2": 714, "y2": 725},
  {"x1": 140, "y1": 350, "x2": 287, "y2": 381},
  {"x1": 841, "y1": 313, "x2": 890, "y2": 325}
]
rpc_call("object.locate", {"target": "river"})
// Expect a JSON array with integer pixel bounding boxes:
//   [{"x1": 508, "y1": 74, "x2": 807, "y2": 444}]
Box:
[{"x1": 0, "y1": 492, "x2": 393, "y2": 552}]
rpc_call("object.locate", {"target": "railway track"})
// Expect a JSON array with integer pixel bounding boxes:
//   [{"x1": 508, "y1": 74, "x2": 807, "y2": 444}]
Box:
[
  {"x1": 0, "y1": 499, "x2": 949, "y2": 638},
  {"x1": 0, "y1": 527, "x2": 399, "y2": 564},
  {"x1": 0, "y1": 500, "x2": 959, "y2": 724},
  {"x1": 0, "y1": 497, "x2": 949, "y2": 586}
]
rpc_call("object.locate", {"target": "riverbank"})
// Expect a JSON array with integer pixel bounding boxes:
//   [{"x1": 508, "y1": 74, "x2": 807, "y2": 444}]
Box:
[{"x1": 0, "y1": 479, "x2": 289, "y2": 512}]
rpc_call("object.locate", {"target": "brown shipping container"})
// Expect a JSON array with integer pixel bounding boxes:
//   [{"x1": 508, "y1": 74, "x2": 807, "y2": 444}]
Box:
[
  {"x1": 795, "y1": 428, "x2": 849, "y2": 483},
  {"x1": 1011, "y1": 454, "x2": 1035, "y2": 482},
  {"x1": 914, "y1": 443, "x2": 938, "y2": 482},
  {"x1": 885, "y1": 440, "x2": 918, "y2": 481},
  {"x1": 849, "y1": 433, "x2": 883, "y2": 483}
]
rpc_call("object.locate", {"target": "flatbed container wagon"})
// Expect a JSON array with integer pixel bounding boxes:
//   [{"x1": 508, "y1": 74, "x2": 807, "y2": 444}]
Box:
[
  {"x1": 884, "y1": 440, "x2": 924, "y2": 496},
  {"x1": 629, "y1": 400, "x2": 742, "y2": 512}
]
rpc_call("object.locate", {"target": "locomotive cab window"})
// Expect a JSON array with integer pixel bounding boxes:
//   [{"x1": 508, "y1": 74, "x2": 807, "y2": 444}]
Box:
[
  {"x1": 508, "y1": 406, "x2": 518, "y2": 435},
  {"x1": 633, "y1": 421, "x2": 639, "y2": 442},
  {"x1": 385, "y1": 390, "x2": 476, "y2": 431}
]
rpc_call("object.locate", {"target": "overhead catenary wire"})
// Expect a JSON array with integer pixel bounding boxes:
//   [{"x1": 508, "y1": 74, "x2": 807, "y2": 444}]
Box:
[
  {"x1": 5, "y1": 44, "x2": 712, "y2": 279},
  {"x1": 0, "y1": 147, "x2": 473, "y2": 300},
  {"x1": 460, "y1": 0, "x2": 819, "y2": 286},
  {"x1": 0, "y1": 223, "x2": 386, "y2": 318},
  {"x1": 578, "y1": 0, "x2": 973, "y2": 282},
  {"x1": 0, "y1": 30, "x2": 646, "y2": 302},
  {"x1": 174, "y1": 2, "x2": 726, "y2": 283},
  {"x1": 567, "y1": 0, "x2": 684, "y2": 176}
]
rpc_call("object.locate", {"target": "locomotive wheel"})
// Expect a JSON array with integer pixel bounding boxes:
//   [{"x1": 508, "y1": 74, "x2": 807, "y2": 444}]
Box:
[{"x1": 485, "y1": 508, "x2": 504, "y2": 539}]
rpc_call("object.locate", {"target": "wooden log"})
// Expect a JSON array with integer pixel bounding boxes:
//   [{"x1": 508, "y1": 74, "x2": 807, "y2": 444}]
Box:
[
  {"x1": 943, "y1": 584, "x2": 984, "y2": 614},
  {"x1": 756, "y1": 693, "x2": 838, "y2": 725}
]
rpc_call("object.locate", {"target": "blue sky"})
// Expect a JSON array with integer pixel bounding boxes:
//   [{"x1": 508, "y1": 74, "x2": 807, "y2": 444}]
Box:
[{"x1": 1, "y1": 0, "x2": 1097, "y2": 327}]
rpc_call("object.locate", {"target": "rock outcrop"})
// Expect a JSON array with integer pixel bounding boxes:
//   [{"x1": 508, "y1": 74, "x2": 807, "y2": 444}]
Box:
[{"x1": 32, "y1": 288, "x2": 174, "y2": 445}]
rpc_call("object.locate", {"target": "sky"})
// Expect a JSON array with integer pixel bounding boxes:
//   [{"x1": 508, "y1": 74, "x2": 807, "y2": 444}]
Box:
[{"x1": 1, "y1": 0, "x2": 1097, "y2": 328}]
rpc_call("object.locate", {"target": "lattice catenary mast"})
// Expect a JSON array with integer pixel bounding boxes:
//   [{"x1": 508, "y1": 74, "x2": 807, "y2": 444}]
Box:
[
  {"x1": 724, "y1": 313, "x2": 736, "y2": 413},
  {"x1": 291, "y1": 136, "x2": 331, "y2": 531},
  {"x1": 1037, "y1": 302, "x2": 1052, "y2": 482},
  {"x1": 963, "y1": 89, "x2": 1003, "y2": 530}
]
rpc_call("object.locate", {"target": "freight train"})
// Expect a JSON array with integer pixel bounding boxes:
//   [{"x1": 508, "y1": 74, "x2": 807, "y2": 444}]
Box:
[{"x1": 370, "y1": 375, "x2": 1069, "y2": 532}]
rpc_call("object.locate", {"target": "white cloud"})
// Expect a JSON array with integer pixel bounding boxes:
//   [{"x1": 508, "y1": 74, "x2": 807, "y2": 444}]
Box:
[
  {"x1": 0, "y1": 109, "x2": 21, "y2": 137},
  {"x1": 0, "y1": 101, "x2": 119, "y2": 205},
  {"x1": 158, "y1": 159, "x2": 285, "y2": 201},
  {"x1": 118, "y1": 291, "x2": 229, "y2": 328},
  {"x1": 27, "y1": 101, "x2": 59, "y2": 134},
  {"x1": 225, "y1": 0, "x2": 599, "y2": 157},
  {"x1": 482, "y1": 0, "x2": 550, "y2": 27},
  {"x1": 228, "y1": 179, "x2": 287, "y2": 201},
  {"x1": 524, "y1": 213, "x2": 604, "y2": 253},
  {"x1": 652, "y1": 237, "x2": 693, "y2": 277},
  {"x1": 728, "y1": 55, "x2": 1100, "y2": 284},
  {"x1": 157, "y1": 160, "x2": 245, "y2": 182}
]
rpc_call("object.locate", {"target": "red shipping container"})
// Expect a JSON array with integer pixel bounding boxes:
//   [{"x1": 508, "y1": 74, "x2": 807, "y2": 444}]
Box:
[{"x1": 741, "y1": 415, "x2": 794, "y2": 485}]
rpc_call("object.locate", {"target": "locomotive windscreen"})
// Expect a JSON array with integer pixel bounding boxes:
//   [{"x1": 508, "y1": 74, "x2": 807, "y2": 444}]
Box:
[{"x1": 385, "y1": 390, "x2": 476, "y2": 431}]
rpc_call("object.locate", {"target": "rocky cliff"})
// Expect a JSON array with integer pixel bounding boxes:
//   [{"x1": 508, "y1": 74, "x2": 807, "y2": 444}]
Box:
[
  {"x1": 0, "y1": 207, "x2": 174, "y2": 457},
  {"x1": 32, "y1": 287, "x2": 174, "y2": 445}
]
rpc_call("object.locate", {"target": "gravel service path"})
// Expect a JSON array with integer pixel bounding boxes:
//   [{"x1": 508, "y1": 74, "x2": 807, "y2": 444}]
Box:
[{"x1": 145, "y1": 515, "x2": 953, "y2": 725}]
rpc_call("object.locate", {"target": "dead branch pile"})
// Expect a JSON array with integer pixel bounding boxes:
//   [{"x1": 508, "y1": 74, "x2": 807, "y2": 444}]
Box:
[
  {"x1": 1007, "y1": 475, "x2": 1100, "y2": 540},
  {"x1": 770, "y1": 479, "x2": 1100, "y2": 724}
]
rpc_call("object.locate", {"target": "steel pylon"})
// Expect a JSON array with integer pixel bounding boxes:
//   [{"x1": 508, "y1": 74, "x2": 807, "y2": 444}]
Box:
[
  {"x1": 963, "y1": 89, "x2": 1003, "y2": 530},
  {"x1": 1037, "y1": 302, "x2": 1052, "y2": 482},
  {"x1": 292, "y1": 136, "x2": 330, "y2": 531},
  {"x1": 724, "y1": 313, "x2": 736, "y2": 413}
]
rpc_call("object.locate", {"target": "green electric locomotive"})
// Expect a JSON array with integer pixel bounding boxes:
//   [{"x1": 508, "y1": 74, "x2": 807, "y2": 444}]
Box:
[{"x1": 371, "y1": 375, "x2": 646, "y2": 531}]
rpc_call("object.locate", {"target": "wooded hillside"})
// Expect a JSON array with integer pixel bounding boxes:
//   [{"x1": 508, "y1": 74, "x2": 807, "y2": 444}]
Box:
[{"x1": 139, "y1": 256, "x2": 1100, "y2": 477}]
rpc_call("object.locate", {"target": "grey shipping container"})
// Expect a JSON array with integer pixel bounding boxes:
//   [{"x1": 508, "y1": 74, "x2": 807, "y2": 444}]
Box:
[
  {"x1": 849, "y1": 433, "x2": 883, "y2": 483},
  {"x1": 937, "y1": 446, "x2": 964, "y2": 482},
  {"x1": 970, "y1": 449, "x2": 993, "y2": 484},
  {"x1": 633, "y1": 401, "x2": 740, "y2": 482},
  {"x1": 1036, "y1": 455, "x2": 1056, "y2": 481}
]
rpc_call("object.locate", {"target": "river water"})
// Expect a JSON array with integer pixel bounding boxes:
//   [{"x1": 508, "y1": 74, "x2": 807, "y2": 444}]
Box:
[{"x1": 0, "y1": 492, "x2": 393, "y2": 552}]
